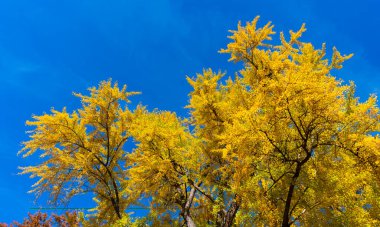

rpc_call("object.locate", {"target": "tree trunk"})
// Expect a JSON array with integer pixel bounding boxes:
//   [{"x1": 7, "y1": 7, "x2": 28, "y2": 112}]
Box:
[
  {"x1": 185, "y1": 215, "x2": 196, "y2": 227},
  {"x1": 282, "y1": 163, "x2": 301, "y2": 227},
  {"x1": 282, "y1": 147, "x2": 312, "y2": 227},
  {"x1": 183, "y1": 187, "x2": 197, "y2": 227},
  {"x1": 223, "y1": 201, "x2": 239, "y2": 227}
]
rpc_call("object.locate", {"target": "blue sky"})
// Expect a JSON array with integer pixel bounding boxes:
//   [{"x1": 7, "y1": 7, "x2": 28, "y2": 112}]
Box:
[{"x1": 0, "y1": 0, "x2": 379, "y2": 223}]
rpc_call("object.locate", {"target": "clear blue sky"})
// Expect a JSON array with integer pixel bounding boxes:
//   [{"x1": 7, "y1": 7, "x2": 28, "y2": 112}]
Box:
[{"x1": 0, "y1": 0, "x2": 379, "y2": 223}]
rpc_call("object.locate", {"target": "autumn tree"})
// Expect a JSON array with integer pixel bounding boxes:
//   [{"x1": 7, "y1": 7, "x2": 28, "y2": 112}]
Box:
[
  {"x1": 0, "y1": 211, "x2": 82, "y2": 227},
  {"x1": 20, "y1": 81, "x2": 139, "y2": 224},
  {"x1": 184, "y1": 16, "x2": 380, "y2": 226},
  {"x1": 20, "y1": 16, "x2": 380, "y2": 226},
  {"x1": 127, "y1": 108, "x2": 203, "y2": 226}
]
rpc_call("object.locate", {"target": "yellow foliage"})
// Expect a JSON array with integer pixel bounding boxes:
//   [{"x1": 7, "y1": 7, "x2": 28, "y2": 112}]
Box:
[
  {"x1": 20, "y1": 80, "x2": 139, "y2": 224},
  {"x1": 187, "y1": 16, "x2": 379, "y2": 226},
  {"x1": 20, "y1": 17, "x2": 380, "y2": 226}
]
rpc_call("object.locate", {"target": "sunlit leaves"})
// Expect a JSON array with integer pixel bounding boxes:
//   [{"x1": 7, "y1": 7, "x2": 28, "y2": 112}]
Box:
[
  {"x1": 20, "y1": 80, "x2": 139, "y2": 224},
  {"x1": 188, "y1": 16, "x2": 380, "y2": 225}
]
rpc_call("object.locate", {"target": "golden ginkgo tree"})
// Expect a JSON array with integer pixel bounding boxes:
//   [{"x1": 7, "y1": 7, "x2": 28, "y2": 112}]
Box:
[
  {"x1": 185, "y1": 16, "x2": 380, "y2": 226},
  {"x1": 20, "y1": 16, "x2": 380, "y2": 226},
  {"x1": 20, "y1": 81, "x2": 139, "y2": 224}
]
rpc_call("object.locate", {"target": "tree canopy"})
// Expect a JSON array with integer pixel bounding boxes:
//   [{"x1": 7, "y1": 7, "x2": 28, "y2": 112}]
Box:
[{"x1": 20, "y1": 16, "x2": 380, "y2": 226}]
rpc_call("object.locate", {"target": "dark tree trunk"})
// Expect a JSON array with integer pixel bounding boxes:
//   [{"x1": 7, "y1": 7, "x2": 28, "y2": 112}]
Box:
[
  {"x1": 281, "y1": 164, "x2": 301, "y2": 227},
  {"x1": 223, "y1": 201, "x2": 240, "y2": 227},
  {"x1": 282, "y1": 152, "x2": 311, "y2": 227}
]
